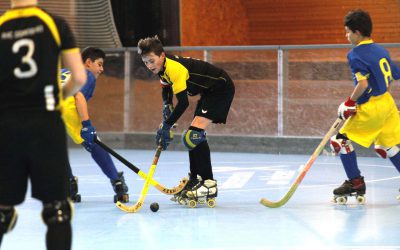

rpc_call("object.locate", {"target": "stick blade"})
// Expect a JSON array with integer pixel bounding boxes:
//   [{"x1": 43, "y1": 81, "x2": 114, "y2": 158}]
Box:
[
  {"x1": 116, "y1": 200, "x2": 143, "y2": 213},
  {"x1": 260, "y1": 198, "x2": 286, "y2": 208}
]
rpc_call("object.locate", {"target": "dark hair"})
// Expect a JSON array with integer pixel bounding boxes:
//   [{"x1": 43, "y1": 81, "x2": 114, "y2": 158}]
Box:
[
  {"x1": 137, "y1": 35, "x2": 164, "y2": 56},
  {"x1": 81, "y1": 47, "x2": 106, "y2": 62},
  {"x1": 344, "y1": 9, "x2": 372, "y2": 37}
]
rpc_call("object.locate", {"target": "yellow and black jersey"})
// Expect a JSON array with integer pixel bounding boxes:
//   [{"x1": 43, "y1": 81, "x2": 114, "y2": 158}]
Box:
[
  {"x1": 0, "y1": 6, "x2": 79, "y2": 112},
  {"x1": 158, "y1": 54, "x2": 227, "y2": 96}
]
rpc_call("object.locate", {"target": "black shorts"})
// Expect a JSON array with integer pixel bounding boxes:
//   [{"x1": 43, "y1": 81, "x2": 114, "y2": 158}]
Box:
[
  {"x1": 0, "y1": 111, "x2": 70, "y2": 205},
  {"x1": 194, "y1": 71, "x2": 235, "y2": 124}
]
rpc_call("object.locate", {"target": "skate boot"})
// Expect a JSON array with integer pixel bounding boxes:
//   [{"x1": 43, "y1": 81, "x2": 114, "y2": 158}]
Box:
[
  {"x1": 332, "y1": 176, "x2": 366, "y2": 205},
  {"x1": 171, "y1": 173, "x2": 201, "y2": 205},
  {"x1": 68, "y1": 176, "x2": 81, "y2": 203},
  {"x1": 111, "y1": 172, "x2": 129, "y2": 203},
  {"x1": 185, "y1": 179, "x2": 217, "y2": 208}
]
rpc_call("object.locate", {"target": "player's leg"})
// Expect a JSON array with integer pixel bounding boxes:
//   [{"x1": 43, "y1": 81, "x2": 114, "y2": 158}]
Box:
[
  {"x1": 374, "y1": 145, "x2": 400, "y2": 171},
  {"x1": 330, "y1": 133, "x2": 365, "y2": 197},
  {"x1": 29, "y1": 113, "x2": 73, "y2": 250},
  {"x1": 62, "y1": 99, "x2": 83, "y2": 203},
  {"x1": 41, "y1": 200, "x2": 73, "y2": 250},
  {"x1": 0, "y1": 116, "x2": 29, "y2": 246},
  {"x1": 183, "y1": 77, "x2": 234, "y2": 203},
  {"x1": 82, "y1": 141, "x2": 129, "y2": 202},
  {"x1": 182, "y1": 119, "x2": 217, "y2": 200}
]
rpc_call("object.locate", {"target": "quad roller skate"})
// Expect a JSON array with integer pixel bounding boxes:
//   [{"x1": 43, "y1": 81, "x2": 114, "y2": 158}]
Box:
[
  {"x1": 171, "y1": 173, "x2": 201, "y2": 205},
  {"x1": 69, "y1": 176, "x2": 81, "y2": 203},
  {"x1": 184, "y1": 179, "x2": 218, "y2": 208},
  {"x1": 332, "y1": 176, "x2": 366, "y2": 205},
  {"x1": 111, "y1": 172, "x2": 129, "y2": 203},
  {"x1": 397, "y1": 188, "x2": 400, "y2": 201}
]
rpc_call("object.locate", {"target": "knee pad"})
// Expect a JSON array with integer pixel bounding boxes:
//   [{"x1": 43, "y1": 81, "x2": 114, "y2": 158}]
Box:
[
  {"x1": 330, "y1": 133, "x2": 354, "y2": 154},
  {"x1": 374, "y1": 145, "x2": 399, "y2": 159},
  {"x1": 182, "y1": 129, "x2": 207, "y2": 150},
  {"x1": 41, "y1": 200, "x2": 73, "y2": 226},
  {"x1": 0, "y1": 207, "x2": 17, "y2": 234}
]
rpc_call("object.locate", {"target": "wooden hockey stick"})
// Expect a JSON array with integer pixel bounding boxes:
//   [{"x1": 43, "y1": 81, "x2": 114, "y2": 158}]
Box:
[
  {"x1": 94, "y1": 138, "x2": 187, "y2": 195},
  {"x1": 260, "y1": 118, "x2": 343, "y2": 208},
  {"x1": 116, "y1": 146, "x2": 162, "y2": 213}
]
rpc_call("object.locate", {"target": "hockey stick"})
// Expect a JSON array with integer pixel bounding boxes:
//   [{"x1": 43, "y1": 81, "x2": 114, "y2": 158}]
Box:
[
  {"x1": 94, "y1": 138, "x2": 187, "y2": 195},
  {"x1": 116, "y1": 145, "x2": 162, "y2": 213},
  {"x1": 260, "y1": 118, "x2": 343, "y2": 208}
]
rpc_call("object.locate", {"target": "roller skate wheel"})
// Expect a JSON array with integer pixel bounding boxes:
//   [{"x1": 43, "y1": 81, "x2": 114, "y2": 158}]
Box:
[
  {"x1": 178, "y1": 197, "x2": 186, "y2": 205},
  {"x1": 207, "y1": 198, "x2": 216, "y2": 208},
  {"x1": 120, "y1": 194, "x2": 129, "y2": 203},
  {"x1": 356, "y1": 195, "x2": 365, "y2": 204},
  {"x1": 336, "y1": 196, "x2": 347, "y2": 205},
  {"x1": 74, "y1": 194, "x2": 81, "y2": 203},
  {"x1": 188, "y1": 200, "x2": 197, "y2": 208},
  {"x1": 397, "y1": 195, "x2": 400, "y2": 201},
  {"x1": 114, "y1": 194, "x2": 129, "y2": 203}
]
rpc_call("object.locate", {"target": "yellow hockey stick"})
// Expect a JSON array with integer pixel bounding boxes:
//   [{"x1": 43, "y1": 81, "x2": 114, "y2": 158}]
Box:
[
  {"x1": 260, "y1": 118, "x2": 343, "y2": 208},
  {"x1": 94, "y1": 138, "x2": 187, "y2": 195},
  {"x1": 116, "y1": 146, "x2": 162, "y2": 213}
]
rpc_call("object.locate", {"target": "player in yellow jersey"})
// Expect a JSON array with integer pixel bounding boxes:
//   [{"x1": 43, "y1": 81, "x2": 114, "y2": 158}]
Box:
[
  {"x1": 0, "y1": 0, "x2": 86, "y2": 248},
  {"x1": 138, "y1": 36, "x2": 235, "y2": 207}
]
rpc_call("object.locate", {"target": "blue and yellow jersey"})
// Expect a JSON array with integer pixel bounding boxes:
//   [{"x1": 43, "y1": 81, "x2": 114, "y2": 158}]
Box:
[
  {"x1": 61, "y1": 68, "x2": 96, "y2": 101},
  {"x1": 348, "y1": 40, "x2": 400, "y2": 104},
  {"x1": 0, "y1": 6, "x2": 78, "y2": 112},
  {"x1": 158, "y1": 54, "x2": 227, "y2": 96}
]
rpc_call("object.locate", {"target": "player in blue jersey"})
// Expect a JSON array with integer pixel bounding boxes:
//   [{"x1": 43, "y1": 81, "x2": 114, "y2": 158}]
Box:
[
  {"x1": 61, "y1": 47, "x2": 129, "y2": 203},
  {"x1": 330, "y1": 9, "x2": 400, "y2": 204}
]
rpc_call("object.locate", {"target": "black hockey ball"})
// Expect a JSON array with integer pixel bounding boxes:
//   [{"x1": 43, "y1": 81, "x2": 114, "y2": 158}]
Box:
[{"x1": 150, "y1": 202, "x2": 159, "y2": 212}]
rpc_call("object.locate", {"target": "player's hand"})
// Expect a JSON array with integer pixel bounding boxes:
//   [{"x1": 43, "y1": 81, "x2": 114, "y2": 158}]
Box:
[
  {"x1": 156, "y1": 121, "x2": 173, "y2": 150},
  {"x1": 80, "y1": 120, "x2": 97, "y2": 143},
  {"x1": 162, "y1": 104, "x2": 174, "y2": 121},
  {"x1": 338, "y1": 97, "x2": 356, "y2": 120}
]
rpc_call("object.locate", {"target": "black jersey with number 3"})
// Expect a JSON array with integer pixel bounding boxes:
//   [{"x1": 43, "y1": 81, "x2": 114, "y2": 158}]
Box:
[{"x1": 0, "y1": 6, "x2": 78, "y2": 112}]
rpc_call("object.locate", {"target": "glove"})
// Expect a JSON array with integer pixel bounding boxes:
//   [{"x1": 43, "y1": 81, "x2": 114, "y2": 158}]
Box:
[
  {"x1": 338, "y1": 97, "x2": 357, "y2": 120},
  {"x1": 162, "y1": 104, "x2": 174, "y2": 121},
  {"x1": 156, "y1": 121, "x2": 173, "y2": 150},
  {"x1": 80, "y1": 120, "x2": 97, "y2": 143}
]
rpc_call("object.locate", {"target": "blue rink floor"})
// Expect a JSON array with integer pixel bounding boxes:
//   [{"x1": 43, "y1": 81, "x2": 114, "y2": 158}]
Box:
[{"x1": 2, "y1": 148, "x2": 400, "y2": 250}]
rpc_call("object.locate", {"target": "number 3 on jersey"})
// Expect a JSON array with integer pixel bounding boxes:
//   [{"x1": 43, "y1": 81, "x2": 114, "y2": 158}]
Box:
[{"x1": 12, "y1": 38, "x2": 38, "y2": 79}]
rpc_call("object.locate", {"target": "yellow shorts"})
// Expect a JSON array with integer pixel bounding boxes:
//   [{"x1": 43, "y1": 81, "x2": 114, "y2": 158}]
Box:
[
  {"x1": 61, "y1": 96, "x2": 84, "y2": 144},
  {"x1": 340, "y1": 92, "x2": 400, "y2": 148}
]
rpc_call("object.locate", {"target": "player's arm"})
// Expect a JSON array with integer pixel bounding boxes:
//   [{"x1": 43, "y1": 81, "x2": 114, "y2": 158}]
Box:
[
  {"x1": 157, "y1": 90, "x2": 189, "y2": 150},
  {"x1": 165, "y1": 90, "x2": 189, "y2": 126},
  {"x1": 75, "y1": 91, "x2": 97, "y2": 143},
  {"x1": 74, "y1": 91, "x2": 90, "y2": 121},
  {"x1": 162, "y1": 85, "x2": 174, "y2": 121},
  {"x1": 337, "y1": 78, "x2": 368, "y2": 120},
  {"x1": 349, "y1": 79, "x2": 368, "y2": 101},
  {"x1": 61, "y1": 52, "x2": 86, "y2": 97}
]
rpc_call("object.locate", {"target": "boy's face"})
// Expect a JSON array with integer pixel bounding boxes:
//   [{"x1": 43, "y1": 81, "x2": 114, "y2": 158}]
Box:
[
  {"x1": 85, "y1": 58, "x2": 104, "y2": 79},
  {"x1": 345, "y1": 26, "x2": 361, "y2": 45},
  {"x1": 141, "y1": 52, "x2": 165, "y2": 74}
]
